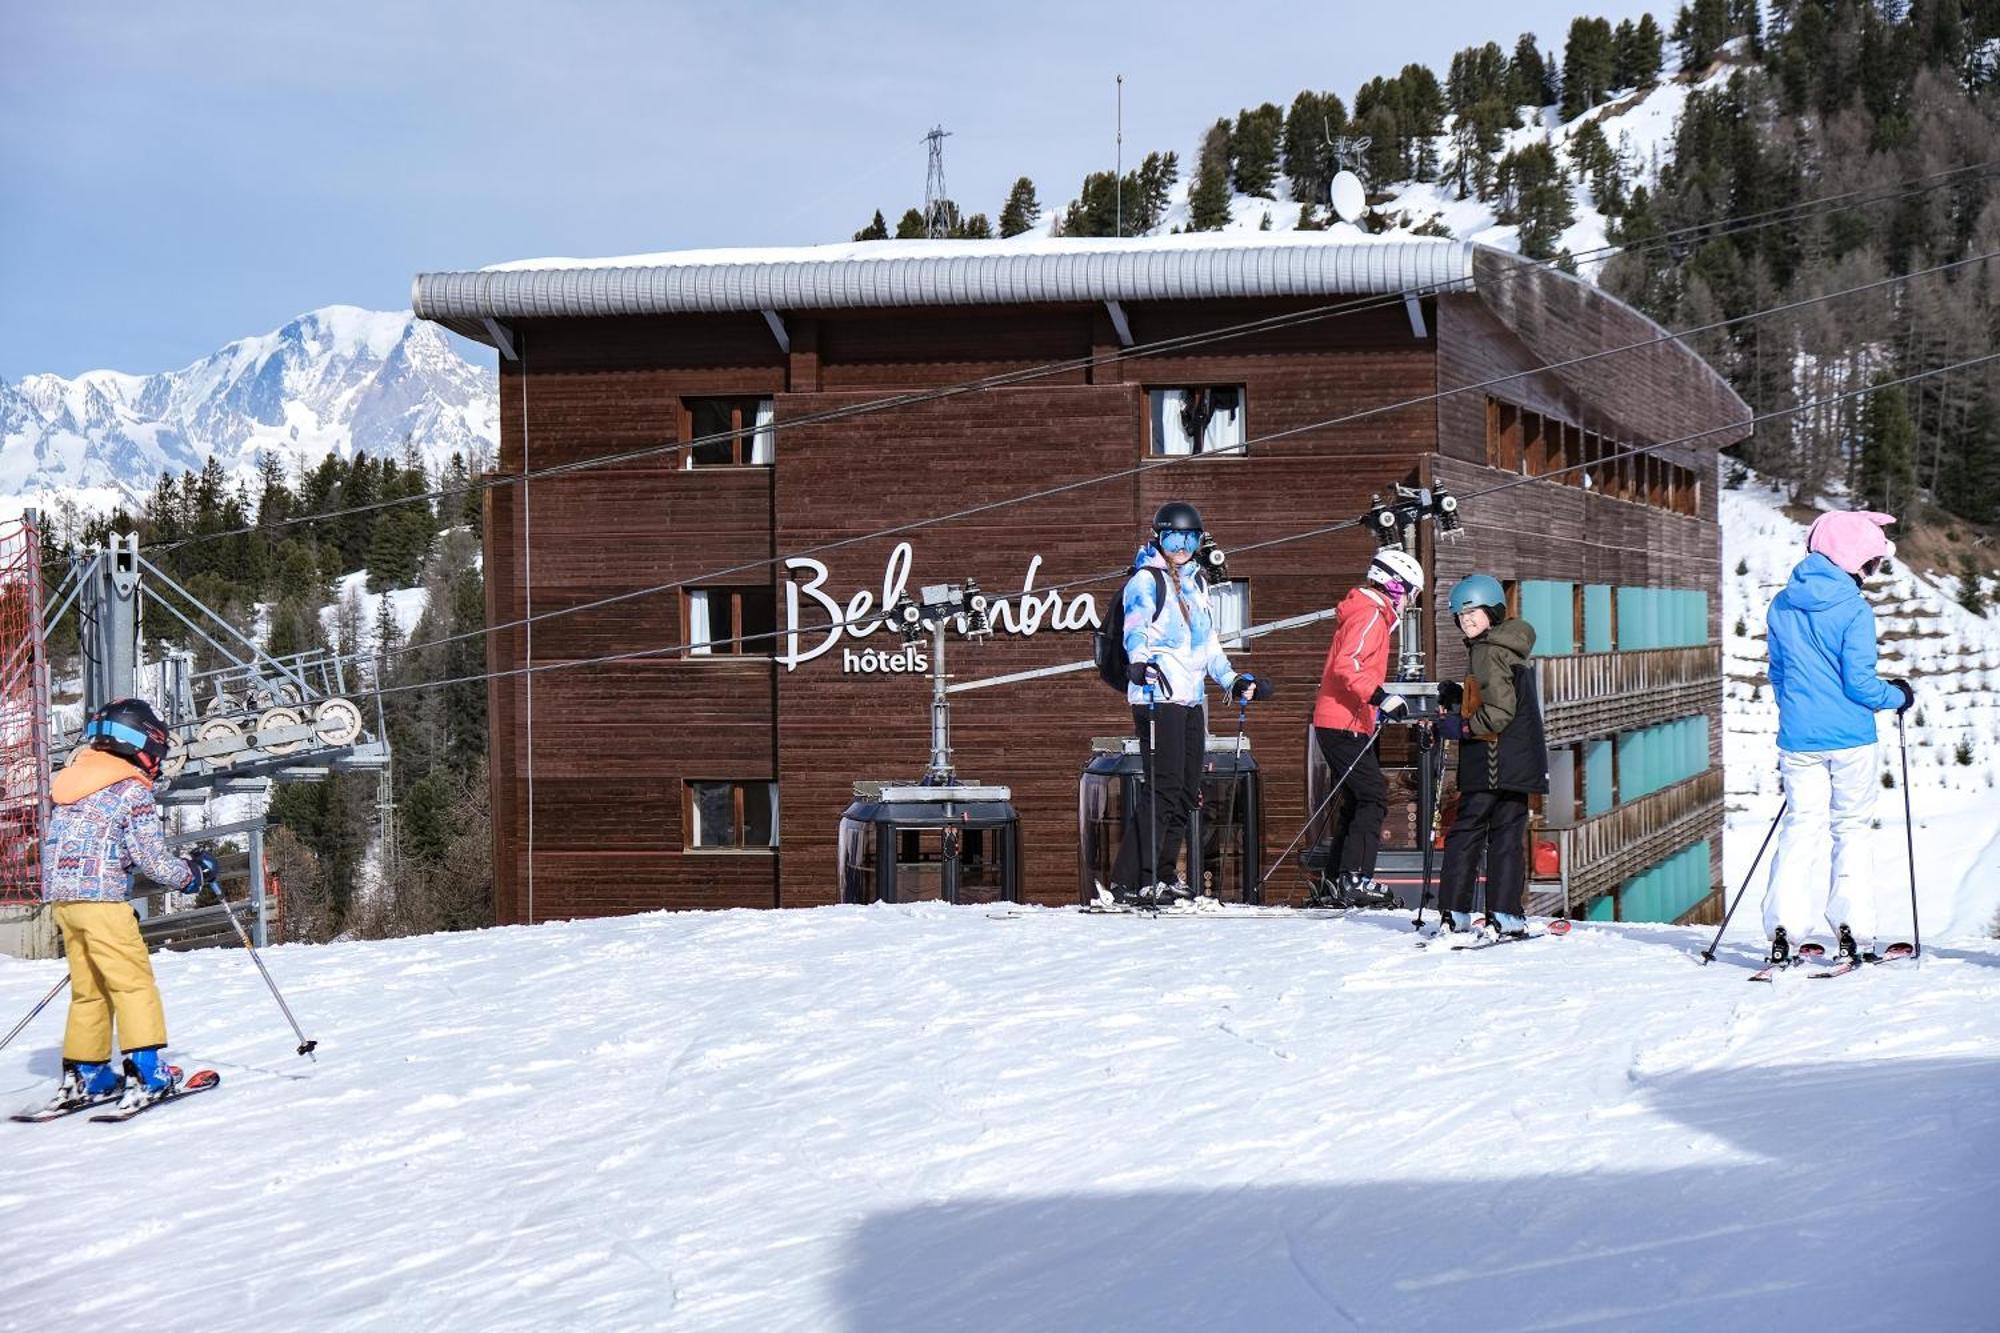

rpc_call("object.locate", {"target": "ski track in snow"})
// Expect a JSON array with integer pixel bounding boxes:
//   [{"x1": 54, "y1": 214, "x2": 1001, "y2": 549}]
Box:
[{"x1": 1, "y1": 904, "x2": 1994, "y2": 1331}]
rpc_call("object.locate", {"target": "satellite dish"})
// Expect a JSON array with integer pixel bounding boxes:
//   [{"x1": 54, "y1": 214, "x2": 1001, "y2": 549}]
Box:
[{"x1": 1330, "y1": 170, "x2": 1367, "y2": 225}]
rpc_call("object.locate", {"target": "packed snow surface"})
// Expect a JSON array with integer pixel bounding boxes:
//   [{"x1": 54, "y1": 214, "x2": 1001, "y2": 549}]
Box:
[{"x1": 2, "y1": 903, "x2": 1995, "y2": 1331}]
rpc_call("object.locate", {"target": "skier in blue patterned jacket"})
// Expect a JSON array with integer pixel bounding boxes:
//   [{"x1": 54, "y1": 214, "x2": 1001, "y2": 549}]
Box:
[
  {"x1": 39, "y1": 698, "x2": 216, "y2": 1107},
  {"x1": 1108, "y1": 501, "x2": 1269, "y2": 902}
]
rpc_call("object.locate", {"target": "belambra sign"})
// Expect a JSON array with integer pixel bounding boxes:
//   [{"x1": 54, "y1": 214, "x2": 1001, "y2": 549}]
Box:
[{"x1": 783, "y1": 541, "x2": 1102, "y2": 672}]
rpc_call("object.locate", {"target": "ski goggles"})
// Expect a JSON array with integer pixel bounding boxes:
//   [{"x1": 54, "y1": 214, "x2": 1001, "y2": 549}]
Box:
[{"x1": 1158, "y1": 529, "x2": 1202, "y2": 553}]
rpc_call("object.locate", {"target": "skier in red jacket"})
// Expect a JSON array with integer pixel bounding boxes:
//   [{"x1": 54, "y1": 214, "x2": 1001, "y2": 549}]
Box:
[{"x1": 1310, "y1": 547, "x2": 1424, "y2": 906}]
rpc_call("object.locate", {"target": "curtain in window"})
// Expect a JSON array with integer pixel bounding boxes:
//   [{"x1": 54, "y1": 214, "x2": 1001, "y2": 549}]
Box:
[
  {"x1": 1202, "y1": 390, "x2": 1246, "y2": 454},
  {"x1": 1211, "y1": 582, "x2": 1249, "y2": 644},
  {"x1": 687, "y1": 590, "x2": 713, "y2": 655},
  {"x1": 750, "y1": 398, "x2": 776, "y2": 465},
  {"x1": 1151, "y1": 390, "x2": 1194, "y2": 456}
]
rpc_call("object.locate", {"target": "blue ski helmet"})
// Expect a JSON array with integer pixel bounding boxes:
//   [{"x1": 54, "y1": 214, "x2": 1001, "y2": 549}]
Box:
[{"x1": 1447, "y1": 573, "x2": 1506, "y2": 617}]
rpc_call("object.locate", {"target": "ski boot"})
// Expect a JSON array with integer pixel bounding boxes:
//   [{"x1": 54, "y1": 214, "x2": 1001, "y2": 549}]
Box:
[
  {"x1": 1836, "y1": 924, "x2": 1866, "y2": 966},
  {"x1": 117, "y1": 1049, "x2": 183, "y2": 1112},
  {"x1": 1341, "y1": 872, "x2": 1399, "y2": 909},
  {"x1": 1492, "y1": 911, "x2": 1530, "y2": 940},
  {"x1": 57, "y1": 1060, "x2": 124, "y2": 1107},
  {"x1": 1766, "y1": 926, "x2": 1792, "y2": 968}
]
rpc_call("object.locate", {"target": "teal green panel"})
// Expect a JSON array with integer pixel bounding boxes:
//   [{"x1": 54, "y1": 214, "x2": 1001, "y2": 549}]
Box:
[
  {"x1": 1584, "y1": 585, "x2": 1614, "y2": 652},
  {"x1": 1521, "y1": 580, "x2": 1574, "y2": 655},
  {"x1": 1584, "y1": 740, "x2": 1614, "y2": 815},
  {"x1": 1616, "y1": 588, "x2": 1644, "y2": 651},
  {"x1": 1588, "y1": 891, "x2": 1616, "y2": 921}
]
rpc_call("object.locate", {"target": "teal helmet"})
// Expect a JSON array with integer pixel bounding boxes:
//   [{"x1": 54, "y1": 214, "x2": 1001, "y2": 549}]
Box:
[{"x1": 1448, "y1": 573, "x2": 1506, "y2": 617}]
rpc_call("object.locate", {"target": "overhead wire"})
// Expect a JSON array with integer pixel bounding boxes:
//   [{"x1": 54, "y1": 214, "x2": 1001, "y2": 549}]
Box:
[
  {"x1": 356, "y1": 347, "x2": 2000, "y2": 702},
  {"x1": 341, "y1": 244, "x2": 1994, "y2": 675}
]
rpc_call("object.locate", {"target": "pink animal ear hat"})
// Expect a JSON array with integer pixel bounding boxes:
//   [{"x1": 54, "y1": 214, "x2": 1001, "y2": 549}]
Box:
[{"x1": 1806, "y1": 510, "x2": 1897, "y2": 575}]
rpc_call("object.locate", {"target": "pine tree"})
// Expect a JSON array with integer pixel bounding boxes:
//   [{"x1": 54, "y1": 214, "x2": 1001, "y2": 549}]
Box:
[
  {"x1": 1673, "y1": 0, "x2": 1732, "y2": 71},
  {"x1": 998, "y1": 177, "x2": 1041, "y2": 237},
  {"x1": 1858, "y1": 374, "x2": 1920, "y2": 520},
  {"x1": 1561, "y1": 17, "x2": 1617, "y2": 119},
  {"x1": 852, "y1": 210, "x2": 888, "y2": 241},
  {"x1": 1630, "y1": 14, "x2": 1665, "y2": 86},
  {"x1": 1510, "y1": 33, "x2": 1549, "y2": 109},
  {"x1": 1189, "y1": 120, "x2": 1234, "y2": 230},
  {"x1": 1495, "y1": 141, "x2": 1575, "y2": 259},
  {"x1": 1958, "y1": 550, "x2": 1988, "y2": 616},
  {"x1": 1567, "y1": 119, "x2": 1623, "y2": 212},
  {"x1": 893, "y1": 208, "x2": 925, "y2": 240},
  {"x1": 1229, "y1": 103, "x2": 1284, "y2": 198},
  {"x1": 1282, "y1": 91, "x2": 1345, "y2": 204}
]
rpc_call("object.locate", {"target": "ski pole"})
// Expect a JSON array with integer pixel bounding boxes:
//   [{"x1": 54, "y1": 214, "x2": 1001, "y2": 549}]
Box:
[
  {"x1": 1699, "y1": 797, "x2": 1787, "y2": 964},
  {"x1": 1227, "y1": 701, "x2": 1248, "y2": 900},
  {"x1": 1899, "y1": 712, "x2": 1921, "y2": 959},
  {"x1": 1145, "y1": 679, "x2": 1161, "y2": 893},
  {"x1": 1258, "y1": 716, "x2": 1383, "y2": 899},
  {"x1": 217, "y1": 897, "x2": 318, "y2": 1059},
  {"x1": 0, "y1": 976, "x2": 68, "y2": 1056},
  {"x1": 1412, "y1": 726, "x2": 1444, "y2": 930}
]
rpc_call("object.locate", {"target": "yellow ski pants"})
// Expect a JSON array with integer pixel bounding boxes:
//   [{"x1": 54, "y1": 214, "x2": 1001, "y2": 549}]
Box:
[{"x1": 52, "y1": 902, "x2": 167, "y2": 1062}]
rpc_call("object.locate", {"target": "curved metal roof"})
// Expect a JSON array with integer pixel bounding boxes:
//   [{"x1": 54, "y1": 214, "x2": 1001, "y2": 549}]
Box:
[{"x1": 412, "y1": 236, "x2": 1477, "y2": 324}]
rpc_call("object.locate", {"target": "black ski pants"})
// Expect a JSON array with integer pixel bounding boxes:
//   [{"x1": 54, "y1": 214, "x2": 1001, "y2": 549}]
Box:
[
  {"x1": 1112, "y1": 701, "x2": 1206, "y2": 890},
  {"x1": 1313, "y1": 725, "x2": 1389, "y2": 879},
  {"x1": 1440, "y1": 789, "x2": 1530, "y2": 917}
]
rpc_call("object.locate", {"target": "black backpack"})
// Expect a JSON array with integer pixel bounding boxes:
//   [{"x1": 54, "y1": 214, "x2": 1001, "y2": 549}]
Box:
[{"x1": 1093, "y1": 566, "x2": 1170, "y2": 692}]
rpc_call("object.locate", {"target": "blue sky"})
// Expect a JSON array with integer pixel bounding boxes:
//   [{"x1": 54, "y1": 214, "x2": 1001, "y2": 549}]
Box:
[{"x1": 2, "y1": 1, "x2": 1664, "y2": 378}]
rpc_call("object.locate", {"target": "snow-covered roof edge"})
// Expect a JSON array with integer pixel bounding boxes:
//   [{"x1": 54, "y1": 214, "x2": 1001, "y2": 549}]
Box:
[{"x1": 411, "y1": 233, "x2": 1477, "y2": 327}]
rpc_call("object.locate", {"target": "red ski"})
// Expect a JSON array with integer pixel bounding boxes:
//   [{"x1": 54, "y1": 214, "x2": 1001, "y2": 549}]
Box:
[{"x1": 89, "y1": 1070, "x2": 220, "y2": 1123}]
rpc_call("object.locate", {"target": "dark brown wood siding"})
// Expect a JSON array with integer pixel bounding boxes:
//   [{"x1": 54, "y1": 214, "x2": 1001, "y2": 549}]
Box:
[{"x1": 482, "y1": 287, "x2": 1737, "y2": 923}]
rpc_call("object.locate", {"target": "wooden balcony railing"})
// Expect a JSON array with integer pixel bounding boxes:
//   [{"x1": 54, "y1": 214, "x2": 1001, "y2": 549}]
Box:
[
  {"x1": 1527, "y1": 767, "x2": 1724, "y2": 918},
  {"x1": 1537, "y1": 644, "x2": 1722, "y2": 745}
]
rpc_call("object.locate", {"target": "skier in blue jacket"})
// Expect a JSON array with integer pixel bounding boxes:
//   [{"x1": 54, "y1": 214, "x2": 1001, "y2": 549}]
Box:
[{"x1": 1760, "y1": 510, "x2": 1913, "y2": 967}]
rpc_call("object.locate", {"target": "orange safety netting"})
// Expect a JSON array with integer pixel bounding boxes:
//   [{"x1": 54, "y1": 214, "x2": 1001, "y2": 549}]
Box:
[{"x1": 0, "y1": 517, "x2": 50, "y2": 906}]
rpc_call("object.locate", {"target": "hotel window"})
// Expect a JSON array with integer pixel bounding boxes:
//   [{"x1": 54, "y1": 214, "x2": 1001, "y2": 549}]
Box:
[
  {"x1": 1211, "y1": 580, "x2": 1251, "y2": 648},
  {"x1": 685, "y1": 396, "x2": 775, "y2": 468},
  {"x1": 686, "y1": 585, "x2": 777, "y2": 656},
  {"x1": 686, "y1": 781, "x2": 779, "y2": 849},
  {"x1": 1149, "y1": 386, "x2": 1247, "y2": 456}
]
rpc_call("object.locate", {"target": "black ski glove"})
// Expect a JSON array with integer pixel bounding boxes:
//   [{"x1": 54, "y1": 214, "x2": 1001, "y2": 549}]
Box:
[
  {"x1": 1437, "y1": 680, "x2": 1464, "y2": 712},
  {"x1": 1229, "y1": 674, "x2": 1267, "y2": 705},
  {"x1": 1369, "y1": 685, "x2": 1407, "y2": 720},
  {"x1": 1127, "y1": 661, "x2": 1173, "y2": 698},
  {"x1": 1888, "y1": 678, "x2": 1914, "y2": 715}
]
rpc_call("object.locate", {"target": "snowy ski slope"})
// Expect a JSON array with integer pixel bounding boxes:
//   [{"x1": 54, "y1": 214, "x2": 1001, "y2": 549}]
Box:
[{"x1": 1, "y1": 902, "x2": 1994, "y2": 1331}]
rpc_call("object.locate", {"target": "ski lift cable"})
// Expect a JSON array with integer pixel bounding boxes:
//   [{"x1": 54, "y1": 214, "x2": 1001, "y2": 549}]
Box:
[{"x1": 355, "y1": 346, "x2": 2000, "y2": 702}]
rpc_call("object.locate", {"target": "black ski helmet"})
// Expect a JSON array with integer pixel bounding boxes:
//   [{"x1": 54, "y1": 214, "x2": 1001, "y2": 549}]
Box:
[
  {"x1": 1152, "y1": 500, "x2": 1203, "y2": 536},
  {"x1": 84, "y1": 698, "x2": 171, "y2": 780}
]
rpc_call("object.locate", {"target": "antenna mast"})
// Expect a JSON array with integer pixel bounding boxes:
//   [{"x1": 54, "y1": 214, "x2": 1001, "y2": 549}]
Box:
[
  {"x1": 922, "y1": 125, "x2": 953, "y2": 238},
  {"x1": 1115, "y1": 75, "x2": 1124, "y2": 237}
]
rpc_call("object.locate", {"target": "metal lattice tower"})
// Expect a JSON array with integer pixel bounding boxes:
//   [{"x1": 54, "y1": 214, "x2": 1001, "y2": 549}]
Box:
[{"x1": 922, "y1": 125, "x2": 953, "y2": 238}]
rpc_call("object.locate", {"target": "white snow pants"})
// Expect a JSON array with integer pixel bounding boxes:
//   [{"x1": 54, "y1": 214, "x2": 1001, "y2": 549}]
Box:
[{"x1": 1760, "y1": 743, "x2": 1879, "y2": 942}]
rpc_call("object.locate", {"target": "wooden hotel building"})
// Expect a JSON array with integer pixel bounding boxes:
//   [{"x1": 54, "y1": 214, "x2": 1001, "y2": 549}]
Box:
[{"x1": 412, "y1": 234, "x2": 1748, "y2": 926}]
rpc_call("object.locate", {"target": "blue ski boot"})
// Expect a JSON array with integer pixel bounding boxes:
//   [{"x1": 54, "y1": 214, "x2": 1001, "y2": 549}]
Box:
[
  {"x1": 60, "y1": 1060, "x2": 124, "y2": 1104},
  {"x1": 120, "y1": 1048, "x2": 183, "y2": 1108}
]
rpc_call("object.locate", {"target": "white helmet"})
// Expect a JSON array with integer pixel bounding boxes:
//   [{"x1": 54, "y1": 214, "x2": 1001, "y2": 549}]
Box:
[{"x1": 1367, "y1": 547, "x2": 1424, "y2": 593}]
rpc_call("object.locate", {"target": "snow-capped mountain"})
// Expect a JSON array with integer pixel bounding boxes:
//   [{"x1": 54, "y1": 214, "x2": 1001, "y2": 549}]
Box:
[{"x1": 0, "y1": 305, "x2": 497, "y2": 508}]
